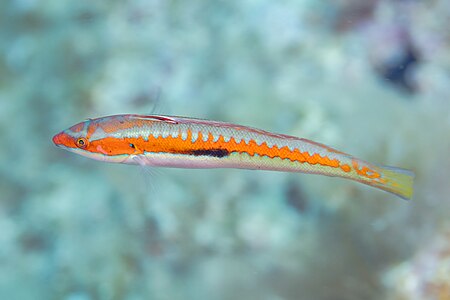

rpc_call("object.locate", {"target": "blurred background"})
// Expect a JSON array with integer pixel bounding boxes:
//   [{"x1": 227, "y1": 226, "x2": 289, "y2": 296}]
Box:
[{"x1": 1, "y1": 0, "x2": 449, "y2": 299}]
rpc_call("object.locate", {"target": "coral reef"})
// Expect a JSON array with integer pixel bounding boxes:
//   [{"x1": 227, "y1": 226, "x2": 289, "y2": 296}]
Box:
[{"x1": 384, "y1": 227, "x2": 450, "y2": 300}]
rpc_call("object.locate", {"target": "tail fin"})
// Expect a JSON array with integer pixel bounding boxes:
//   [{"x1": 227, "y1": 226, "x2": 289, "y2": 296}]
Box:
[{"x1": 374, "y1": 165, "x2": 415, "y2": 200}]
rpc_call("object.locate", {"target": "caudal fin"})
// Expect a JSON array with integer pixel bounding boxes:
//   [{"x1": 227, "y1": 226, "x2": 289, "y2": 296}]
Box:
[{"x1": 374, "y1": 165, "x2": 415, "y2": 200}]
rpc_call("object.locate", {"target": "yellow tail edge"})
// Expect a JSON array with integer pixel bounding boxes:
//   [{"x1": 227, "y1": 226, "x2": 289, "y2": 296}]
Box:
[{"x1": 374, "y1": 165, "x2": 415, "y2": 200}]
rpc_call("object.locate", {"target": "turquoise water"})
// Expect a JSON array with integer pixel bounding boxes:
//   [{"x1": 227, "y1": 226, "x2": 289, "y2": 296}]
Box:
[{"x1": 1, "y1": 1, "x2": 449, "y2": 299}]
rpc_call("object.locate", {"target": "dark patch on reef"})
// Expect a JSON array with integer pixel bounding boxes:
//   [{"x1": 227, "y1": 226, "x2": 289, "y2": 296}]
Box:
[
  {"x1": 190, "y1": 148, "x2": 229, "y2": 158},
  {"x1": 285, "y1": 180, "x2": 309, "y2": 214},
  {"x1": 378, "y1": 43, "x2": 419, "y2": 94}
]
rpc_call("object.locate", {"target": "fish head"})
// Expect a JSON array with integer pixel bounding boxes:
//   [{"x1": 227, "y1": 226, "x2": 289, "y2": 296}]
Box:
[
  {"x1": 52, "y1": 117, "x2": 133, "y2": 163},
  {"x1": 53, "y1": 120, "x2": 90, "y2": 149}
]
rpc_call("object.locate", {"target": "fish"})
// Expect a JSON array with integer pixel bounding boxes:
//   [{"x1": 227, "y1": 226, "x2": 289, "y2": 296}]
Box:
[{"x1": 52, "y1": 114, "x2": 414, "y2": 200}]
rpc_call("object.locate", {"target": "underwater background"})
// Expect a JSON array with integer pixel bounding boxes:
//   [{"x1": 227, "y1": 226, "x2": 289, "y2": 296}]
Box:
[{"x1": 1, "y1": 0, "x2": 450, "y2": 299}]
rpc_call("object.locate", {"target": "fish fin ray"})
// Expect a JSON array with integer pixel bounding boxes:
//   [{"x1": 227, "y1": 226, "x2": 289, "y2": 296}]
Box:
[{"x1": 374, "y1": 165, "x2": 415, "y2": 200}]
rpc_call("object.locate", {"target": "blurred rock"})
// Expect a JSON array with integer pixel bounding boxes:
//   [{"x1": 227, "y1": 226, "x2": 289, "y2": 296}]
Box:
[{"x1": 384, "y1": 227, "x2": 450, "y2": 300}]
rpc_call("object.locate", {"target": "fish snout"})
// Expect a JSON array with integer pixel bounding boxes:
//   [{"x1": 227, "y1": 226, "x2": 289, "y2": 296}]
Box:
[
  {"x1": 52, "y1": 131, "x2": 73, "y2": 148},
  {"x1": 52, "y1": 132, "x2": 62, "y2": 146}
]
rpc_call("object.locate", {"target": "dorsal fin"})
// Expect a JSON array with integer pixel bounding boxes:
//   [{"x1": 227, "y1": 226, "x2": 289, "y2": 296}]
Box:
[{"x1": 129, "y1": 114, "x2": 179, "y2": 124}]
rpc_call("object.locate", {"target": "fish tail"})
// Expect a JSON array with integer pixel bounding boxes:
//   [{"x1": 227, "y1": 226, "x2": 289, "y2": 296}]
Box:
[{"x1": 372, "y1": 165, "x2": 415, "y2": 200}]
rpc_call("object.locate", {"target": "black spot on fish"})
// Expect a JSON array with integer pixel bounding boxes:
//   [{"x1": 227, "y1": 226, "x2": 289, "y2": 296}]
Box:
[{"x1": 190, "y1": 149, "x2": 229, "y2": 158}]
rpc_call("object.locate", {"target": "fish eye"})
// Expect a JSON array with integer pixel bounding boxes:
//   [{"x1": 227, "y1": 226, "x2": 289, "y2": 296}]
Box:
[{"x1": 76, "y1": 137, "x2": 88, "y2": 148}]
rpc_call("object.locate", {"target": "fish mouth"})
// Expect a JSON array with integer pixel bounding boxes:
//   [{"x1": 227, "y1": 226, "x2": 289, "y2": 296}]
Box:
[
  {"x1": 52, "y1": 133, "x2": 61, "y2": 146},
  {"x1": 52, "y1": 132, "x2": 63, "y2": 147},
  {"x1": 52, "y1": 131, "x2": 73, "y2": 148}
]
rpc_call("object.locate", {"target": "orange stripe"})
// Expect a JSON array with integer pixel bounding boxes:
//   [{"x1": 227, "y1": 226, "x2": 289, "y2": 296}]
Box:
[
  {"x1": 87, "y1": 129, "x2": 345, "y2": 169},
  {"x1": 351, "y1": 159, "x2": 382, "y2": 181},
  {"x1": 340, "y1": 164, "x2": 351, "y2": 172}
]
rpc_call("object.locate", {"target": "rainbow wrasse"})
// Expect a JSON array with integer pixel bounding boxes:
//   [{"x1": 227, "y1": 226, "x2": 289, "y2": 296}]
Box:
[{"x1": 53, "y1": 114, "x2": 414, "y2": 200}]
